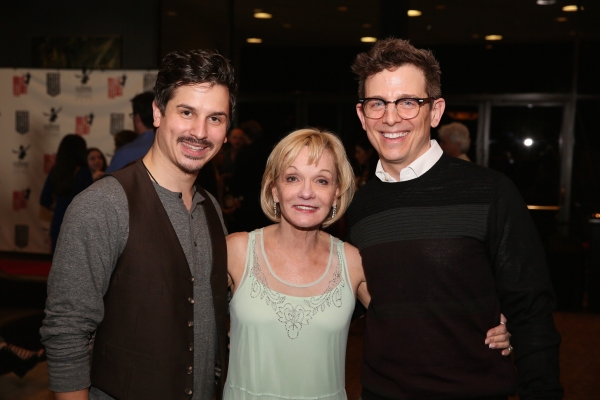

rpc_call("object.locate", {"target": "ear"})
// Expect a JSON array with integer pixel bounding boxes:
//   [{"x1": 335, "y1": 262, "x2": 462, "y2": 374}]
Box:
[
  {"x1": 430, "y1": 98, "x2": 446, "y2": 128},
  {"x1": 333, "y1": 186, "x2": 341, "y2": 208},
  {"x1": 356, "y1": 104, "x2": 367, "y2": 131},
  {"x1": 152, "y1": 101, "x2": 162, "y2": 128},
  {"x1": 271, "y1": 185, "x2": 279, "y2": 203}
]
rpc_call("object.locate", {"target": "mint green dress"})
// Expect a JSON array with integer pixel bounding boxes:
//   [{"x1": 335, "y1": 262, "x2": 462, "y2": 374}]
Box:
[{"x1": 224, "y1": 229, "x2": 355, "y2": 399}]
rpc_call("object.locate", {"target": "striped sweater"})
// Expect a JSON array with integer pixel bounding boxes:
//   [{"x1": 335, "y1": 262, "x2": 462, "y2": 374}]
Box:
[{"x1": 347, "y1": 154, "x2": 562, "y2": 400}]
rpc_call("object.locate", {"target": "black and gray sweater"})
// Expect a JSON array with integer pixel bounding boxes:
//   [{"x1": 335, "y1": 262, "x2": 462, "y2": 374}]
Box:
[{"x1": 347, "y1": 154, "x2": 562, "y2": 400}]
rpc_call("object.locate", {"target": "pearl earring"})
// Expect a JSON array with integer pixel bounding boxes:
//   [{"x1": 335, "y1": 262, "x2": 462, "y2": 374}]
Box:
[{"x1": 331, "y1": 204, "x2": 337, "y2": 219}]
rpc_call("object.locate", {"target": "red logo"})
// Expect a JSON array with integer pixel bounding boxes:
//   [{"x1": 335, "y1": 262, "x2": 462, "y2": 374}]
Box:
[
  {"x1": 13, "y1": 189, "x2": 30, "y2": 211},
  {"x1": 108, "y1": 77, "x2": 123, "y2": 99},
  {"x1": 13, "y1": 75, "x2": 28, "y2": 96},
  {"x1": 44, "y1": 153, "x2": 56, "y2": 174},
  {"x1": 75, "y1": 113, "x2": 94, "y2": 135}
]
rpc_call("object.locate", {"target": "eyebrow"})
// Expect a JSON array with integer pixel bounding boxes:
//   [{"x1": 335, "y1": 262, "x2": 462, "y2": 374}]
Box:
[
  {"x1": 176, "y1": 103, "x2": 228, "y2": 117},
  {"x1": 367, "y1": 94, "x2": 421, "y2": 99}
]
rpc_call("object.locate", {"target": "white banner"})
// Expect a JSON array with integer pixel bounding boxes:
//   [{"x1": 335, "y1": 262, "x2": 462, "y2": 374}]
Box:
[{"x1": 0, "y1": 68, "x2": 158, "y2": 254}]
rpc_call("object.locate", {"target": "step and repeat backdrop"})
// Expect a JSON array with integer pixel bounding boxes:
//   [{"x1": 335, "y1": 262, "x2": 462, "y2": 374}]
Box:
[{"x1": 1, "y1": 68, "x2": 157, "y2": 254}]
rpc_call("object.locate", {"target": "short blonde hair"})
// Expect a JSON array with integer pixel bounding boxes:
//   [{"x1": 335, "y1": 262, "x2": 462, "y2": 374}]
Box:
[{"x1": 260, "y1": 128, "x2": 355, "y2": 228}]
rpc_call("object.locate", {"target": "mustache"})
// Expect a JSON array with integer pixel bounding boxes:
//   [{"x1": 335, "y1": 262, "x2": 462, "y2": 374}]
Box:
[{"x1": 177, "y1": 136, "x2": 214, "y2": 149}]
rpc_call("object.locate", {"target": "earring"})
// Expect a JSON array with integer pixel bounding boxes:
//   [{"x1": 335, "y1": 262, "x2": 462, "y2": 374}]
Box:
[
  {"x1": 274, "y1": 202, "x2": 278, "y2": 217},
  {"x1": 331, "y1": 204, "x2": 337, "y2": 219}
]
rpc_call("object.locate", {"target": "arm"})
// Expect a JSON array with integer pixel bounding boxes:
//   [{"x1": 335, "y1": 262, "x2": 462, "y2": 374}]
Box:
[
  {"x1": 343, "y1": 242, "x2": 370, "y2": 308},
  {"x1": 40, "y1": 179, "x2": 128, "y2": 394},
  {"x1": 226, "y1": 231, "x2": 249, "y2": 294},
  {"x1": 487, "y1": 177, "x2": 563, "y2": 399},
  {"x1": 54, "y1": 389, "x2": 89, "y2": 400}
]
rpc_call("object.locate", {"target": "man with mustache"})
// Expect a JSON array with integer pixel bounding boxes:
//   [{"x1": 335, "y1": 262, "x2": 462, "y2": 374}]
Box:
[{"x1": 41, "y1": 49, "x2": 236, "y2": 400}]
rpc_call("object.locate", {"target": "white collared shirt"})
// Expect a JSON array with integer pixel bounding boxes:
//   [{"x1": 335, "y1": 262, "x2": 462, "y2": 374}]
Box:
[{"x1": 375, "y1": 139, "x2": 443, "y2": 182}]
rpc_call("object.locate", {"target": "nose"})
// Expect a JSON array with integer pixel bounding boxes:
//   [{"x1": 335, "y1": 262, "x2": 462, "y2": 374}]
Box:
[
  {"x1": 382, "y1": 103, "x2": 403, "y2": 125},
  {"x1": 298, "y1": 179, "x2": 316, "y2": 199},
  {"x1": 189, "y1": 118, "x2": 208, "y2": 139}
]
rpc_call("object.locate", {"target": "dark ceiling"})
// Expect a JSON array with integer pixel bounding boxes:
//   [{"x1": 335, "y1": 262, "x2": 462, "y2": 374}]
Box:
[{"x1": 227, "y1": 0, "x2": 599, "y2": 47}]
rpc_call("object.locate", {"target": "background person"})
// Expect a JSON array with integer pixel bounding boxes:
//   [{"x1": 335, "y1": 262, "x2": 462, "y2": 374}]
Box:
[
  {"x1": 87, "y1": 147, "x2": 107, "y2": 181},
  {"x1": 106, "y1": 91, "x2": 155, "y2": 173},
  {"x1": 438, "y1": 121, "x2": 472, "y2": 161},
  {"x1": 40, "y1": 134, "x2": 93, "y2": 253}
]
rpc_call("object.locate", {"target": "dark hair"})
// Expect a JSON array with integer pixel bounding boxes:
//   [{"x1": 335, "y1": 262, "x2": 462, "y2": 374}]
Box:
[
  {"x1": 154, "y1": 49, "x2": 237, "y2": 125},
  {"x1": 131, "y1": 91, "x2": 155, "y2": 129},
  {"x1": 113, "y1": 129, "x2": 138, "y2": 150},
  {"x1": 351, "y1": 38, "x2": 442, "y2": 100},
  {"x1": 53, "y1": 134, "x2": 88, "y2": 196},
  {"x1": 87, "y1": 147, "x2": 107, "y2": 171}
]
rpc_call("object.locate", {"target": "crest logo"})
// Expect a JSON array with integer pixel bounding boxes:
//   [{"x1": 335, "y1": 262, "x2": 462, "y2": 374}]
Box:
[
  {"x1": 44, "y1": 153, "x2": 56, "y2": 174},
  {"x1": 14, "y1": 224, "x2": 29, "y2": 248},
  {"x1": 75, "y1": 69, "x2": 93, "y2": 97},
  {"x1": 110, "y1": 113, "x2": 125, "y2": 134},
  {"x1": 75, "y1": 112, "x2": 94, "y2": 135},
  {"x1": 108, "y1": 75, "x2": 126, "y2": 99},
  {"x1": 47, "y1": 72, "x2": 61, "y2": 97},
  {"x1": 15, "y1": 111, "x2": 29, "y2": 134},
  {"x1": 13, "y1": 189, "x2": 31, "y2": 211},
  {"x1": 144, "y1": 73, "x2": 157, "y2": 92},
  {"x1": 12, "y1": 144, "x2": 31, "y2": 161},
  {"x1": 13, "y1": 73, "x2": 31, "y2": 96}
]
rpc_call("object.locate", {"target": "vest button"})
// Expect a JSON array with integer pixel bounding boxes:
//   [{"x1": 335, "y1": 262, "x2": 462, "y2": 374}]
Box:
[
  {"x1": 179, "y1": 193, "x2": 183, "y2": 199},
  {"x1": 189, "y1": 343, "x2": 194, "y2": 351},
  {"x1": 185, "y1": 388, "x2": 192, "y2": 395},
  {"x1": 190, "y1": 276, "x2": 195, "y2": 283},
  {"x1": 187, "y1": 365, "x2": 193, "y2": 374},
  {"x1": 188, "y1": 297, "x2": 195, "y2": 304},
  {"x1": 188, "y1": 320, "x2": 194, "y2": 327}
]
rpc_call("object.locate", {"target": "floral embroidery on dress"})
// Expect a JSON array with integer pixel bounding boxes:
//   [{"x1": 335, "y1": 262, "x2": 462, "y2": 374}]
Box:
[{"x1": 249, "y1": 238, "x2": 345, "y2": 339}]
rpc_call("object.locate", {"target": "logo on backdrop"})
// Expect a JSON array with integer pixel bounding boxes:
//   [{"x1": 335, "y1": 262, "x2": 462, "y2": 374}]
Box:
[
  {"x1": 75, "y1": 112, "x2": 94, "y2": 135},
  {"x1": 108, "y1": 74, "x2": 127, "y2": 99},
  {"x1": 46, "y1": 72, "x2": 61, "y2": 97},
  {"x1": 44, "y1": 106, "x2": 62, "y2": 123},
  {"x1": 14, "y1": 224, "x2": 29, "y2": 248},
  {"x1": 13, "y1": 189, "x2": 31, "y2": 212},
  {"x1": 12, "y1": 144, "x2": 31, "y2": 161},
  {"x1": 75, "y1": 69, "x2": 93, "y2": 97},
  {"x1": 110, "y1": 113, "x2": 125, "y2": 134},
  {"x1": 13, "y1": 73, "x2": 31, "y2": 97},
  {"x1": 44, "y1": 153, "x2": 56, "y2": 174},
  {"x1": 144, "y1": 73, "x2": 157, "y2": 92},
  {"x1": 15, "y1": 111, "x2": 29, "y2": 134}
]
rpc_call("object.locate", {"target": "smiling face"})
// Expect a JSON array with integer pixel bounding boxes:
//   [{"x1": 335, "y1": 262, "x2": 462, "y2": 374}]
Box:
[
  {"x1": 87, "y1": 149, "x2": 105, "y2": 172},
  {"x1": 272, "y1": 146, "x2": 340, "y2": 230},
  {"x1": 356, "y1": 65, "x2": 445, "y2": 180},
  {"x1": 152, "y1": 83, "x2": 230, "y2": 175}
]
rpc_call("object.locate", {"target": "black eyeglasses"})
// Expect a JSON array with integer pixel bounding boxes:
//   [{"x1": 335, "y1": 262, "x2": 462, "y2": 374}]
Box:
[{"x1": 358, "y1": 97, "x2": 435, "y2": 120}]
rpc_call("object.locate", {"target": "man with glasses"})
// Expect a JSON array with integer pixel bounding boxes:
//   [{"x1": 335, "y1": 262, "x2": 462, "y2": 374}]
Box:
[
  {"x1": 106, "y1": 91, "x2": 155, "y2": 173},
  {"x1": 346, "y1": 38, "x2": 563, "y2": 400}
]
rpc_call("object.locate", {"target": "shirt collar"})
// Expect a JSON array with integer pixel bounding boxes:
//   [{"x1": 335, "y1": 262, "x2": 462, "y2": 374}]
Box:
[{"x1": 375, "y1": 139, "x2": 443, "y2": 183}]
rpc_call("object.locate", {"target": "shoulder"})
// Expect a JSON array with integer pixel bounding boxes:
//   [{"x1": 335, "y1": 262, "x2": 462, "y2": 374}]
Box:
[
  {"x1": 226, "y1": 231, "x2": 250, "y2": 250},
  {"x1": 342, "y1": 242, "x2": 362, "y2": 269},
  {"x1": 226, "y1": 232, "x2": 250, "y2": 279},
  {"x1": 69, "y1": 176, "x2": 127, "y2": 217}
]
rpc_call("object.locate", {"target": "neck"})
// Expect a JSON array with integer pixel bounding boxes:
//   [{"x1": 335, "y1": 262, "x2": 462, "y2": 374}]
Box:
[
  {"x1": 142, "y1": 148, "x2": 198, "y2": 210},
  {"x1": 271, "y1": 221, "x2": 322, "y2": 251}
]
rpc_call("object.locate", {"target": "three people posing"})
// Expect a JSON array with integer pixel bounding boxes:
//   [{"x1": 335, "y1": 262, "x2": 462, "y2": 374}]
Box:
[{"x1": 43, "y1": 39, "x2": 561, "y2": 400}]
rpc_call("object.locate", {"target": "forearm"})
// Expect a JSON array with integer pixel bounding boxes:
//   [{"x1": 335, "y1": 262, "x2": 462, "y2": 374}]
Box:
[{"x1": 54, "y1": 389, "x2": 89, "y2": 400}]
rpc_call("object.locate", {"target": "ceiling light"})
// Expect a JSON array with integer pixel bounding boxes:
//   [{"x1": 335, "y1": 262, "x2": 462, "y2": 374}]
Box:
[
  {"x1": 407, "y1": 10, "x2": 422, "y2": 17},
  {"x1": 254, "y1": 12, "x2": 272, "y2": 19},
  {"x1": 556, "y1": 17, "x2": 568, "y2": 22},
  {"x1": 361, "y1": 37, "x2": 377, "y2": 43},
  {"x1": 338, "y1": 6, "x2": 348, "y2": 12},
  {"x1": 485, "y1": 35, "x2": 503, "y2": 41},
  {"x1": 247, "y1": 38, "x2": 262, "y2": 44},
  {"x1": 536, "y1": 0, "x2": 556, "y2": 4},
  {"x1": 167, "y1": 11, "x2": 177, "y2": 16},
  {"x1": 283, "y1": 23, "x2": 291, "y2": 28},
  {"x1": 362, "y1": 23, "x2": 371, "y2": 28},
  {"x1": 562, "y1": 5, "x2": 578, "y2": 12},
  {"x1": 524, "y1": 138, "x2": 533, "y2": 147}
]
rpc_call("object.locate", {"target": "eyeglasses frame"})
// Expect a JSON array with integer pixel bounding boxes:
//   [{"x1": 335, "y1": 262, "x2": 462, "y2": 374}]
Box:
[{"x1": 358, "y1": 97, "x2": 436, "y2": 120}]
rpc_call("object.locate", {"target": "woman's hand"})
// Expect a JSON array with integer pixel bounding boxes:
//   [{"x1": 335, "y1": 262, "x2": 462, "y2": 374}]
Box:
[{"x1": 485, "y1": 313, "x2": 513, "y2": 356}]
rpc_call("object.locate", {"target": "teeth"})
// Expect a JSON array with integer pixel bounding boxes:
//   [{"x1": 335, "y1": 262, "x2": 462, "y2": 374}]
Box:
[
  {"x1": 295, "y1": 206, "x2": 317, "y2": 210},
  {"x1": 183, "y1": 143, "x2": 204, "y2": 151},
  {"x1": 382, "y1": 132, "x2": 408, "y2": 139}
]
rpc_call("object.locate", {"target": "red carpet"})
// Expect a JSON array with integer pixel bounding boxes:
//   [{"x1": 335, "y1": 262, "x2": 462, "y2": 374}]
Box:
[{"x1": 0, "y1": 260, "x2": 51, "y2": 277}]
